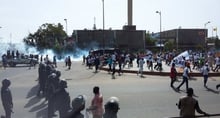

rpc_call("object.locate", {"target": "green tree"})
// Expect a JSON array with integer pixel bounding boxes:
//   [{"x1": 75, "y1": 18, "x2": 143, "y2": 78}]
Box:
[
  {"x1": 23, "y1": 23, "x2": 67, "y2": 51},
  {"x1": 164, "y1": 40, "x2": 174, "y2": 51},
  {"x1": 145, "y1": 32, "x2": 156, "y2": 48},
  {"x1": 195, "y1": 44, "x2": 205, "y2": 51}
]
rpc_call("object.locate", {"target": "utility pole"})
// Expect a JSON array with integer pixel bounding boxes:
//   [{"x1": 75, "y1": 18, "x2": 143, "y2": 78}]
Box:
[
  {"x1": 204, "y1": 21, "x2": 211, "y2": 59},
  {"x1": 156, "y1": 11, "x2": 162, "y2": 53},
  {"x1": 102, "y1": 0, "x2": 105, "y2": 52}
]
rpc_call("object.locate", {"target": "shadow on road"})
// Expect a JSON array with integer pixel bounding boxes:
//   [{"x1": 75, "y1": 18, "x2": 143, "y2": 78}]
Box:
[
  {"x1": 29, "y1": 100, "x2": 47, "y2": 112},
  {"x1": 171, "y1": 87, "x2": 181, "y2": 93},
  {"x1": 24, "y1": 85, "x2": 48, "y2": 117},
  {"x1": 36, "y1": 107, "x2": 48, "y2": 118},
  {"x1": 24, "y1": 96, "x2": 41, "y2": 108},
  {"x1": 24, "y1": 84, "x2": 42, "y2": 109},
  {"x1": 205, "y1": 86, "x2": 219, "y2": 94},
  {"x1": 26, "y1": 84, "x2": 39, "y2": 99}
]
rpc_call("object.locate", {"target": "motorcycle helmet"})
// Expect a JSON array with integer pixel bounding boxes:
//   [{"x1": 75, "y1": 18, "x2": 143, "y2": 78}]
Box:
[{"x1": 59, "y1": 79, "x2": 67, "y2": 88}]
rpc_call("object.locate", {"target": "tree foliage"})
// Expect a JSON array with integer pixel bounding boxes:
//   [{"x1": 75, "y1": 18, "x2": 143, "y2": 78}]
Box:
[
  {"x1": 164, "y1": 40, "x2": 174, "y2": 51},
  {"x1": 145, "y1": 32, "x2": 156, "y2": 47},
  {"x1": 23, "y1": 23, "x2": 67, "y2": 51}
]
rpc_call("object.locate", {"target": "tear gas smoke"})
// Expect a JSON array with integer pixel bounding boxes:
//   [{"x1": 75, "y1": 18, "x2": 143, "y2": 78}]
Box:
[{"x1": 0, "y1": 42, "x2": 89, "y2": 62}]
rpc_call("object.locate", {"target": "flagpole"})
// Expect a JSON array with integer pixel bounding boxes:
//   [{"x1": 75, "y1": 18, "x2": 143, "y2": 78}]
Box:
[
  {"x1": 213, "y1": 27, "x2": 218, "y2": 38},
  {"x1": 212, "y1": 27, "x2": 214, "y2": 39}
]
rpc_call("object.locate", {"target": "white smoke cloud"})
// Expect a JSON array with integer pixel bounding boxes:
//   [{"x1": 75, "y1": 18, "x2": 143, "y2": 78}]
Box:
[{"x1": 0, "y1": 42, "x2": 89, "y2": 62}]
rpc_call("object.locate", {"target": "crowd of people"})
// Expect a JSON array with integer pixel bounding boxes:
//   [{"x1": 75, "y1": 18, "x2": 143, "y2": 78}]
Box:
[
  {"x1": 169, "y1": 52, "x2": 220, "y2": 90},
  {"x1": 80, "y1": 50, "x2": 220, "y2": 117},
  {"x1": 1, "y1": 50, "x2": 220, "y2": 118},
  {"x1": 83, "y1": 51, "x2": 168, "y2": 79},
  {"x1": 83, "y1": 50, "x2": 220, "y2": 78},
  {"x1": 1, "y1": 54, "x2": 121, "y2": 118},
  {"x1": 82, "y1": 50, "x2": 220, "y2": 90}
]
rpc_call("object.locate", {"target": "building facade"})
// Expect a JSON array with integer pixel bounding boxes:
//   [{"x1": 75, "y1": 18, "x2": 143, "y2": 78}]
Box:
[
  {"x1": 72, "y1": 28, "x2": 207, "y2": 52},
  {"x1": 161, "y1": 29, "x2": 207, "y2": 50},
  {"x1": 74, "y1": 28, "x2": 145, "y2": 51}
]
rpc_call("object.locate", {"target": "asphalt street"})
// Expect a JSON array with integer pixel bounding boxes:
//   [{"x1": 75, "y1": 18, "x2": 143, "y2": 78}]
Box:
[{"x1": 0, "y1": 61, "x2": 220, "y2": 118}]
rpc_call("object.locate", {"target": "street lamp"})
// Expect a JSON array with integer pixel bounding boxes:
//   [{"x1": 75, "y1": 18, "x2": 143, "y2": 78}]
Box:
[
  {"x1": 204, "y1": 21, "x2": 211, "y2": 41},
  {"x1": 156, "y1": 11, "x2": 162, "y2": 53},
  {"x1": 102, "y1": 0, "x2": 105, "y2": 51},
  {"x1": 64, "y1": 19, "x2": 68, "y2": 35},
  {"x1": 204, "y1": 21, "x2": 210, "y2": 59},
  {"x1": 204, "y1": 21, "x2": 211, "y2": 28}
]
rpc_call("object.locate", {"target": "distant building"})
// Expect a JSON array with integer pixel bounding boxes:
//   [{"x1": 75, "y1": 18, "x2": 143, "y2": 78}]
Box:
[
  {"x1": 71, "y1": 28, "x2": 207, "y2": 52},
  {"x1": 73, "y1": 27, "x2": 145, "y2": 51},
  {"x1": 160, "y1": 28, "x2": 207, "y2": 50}
]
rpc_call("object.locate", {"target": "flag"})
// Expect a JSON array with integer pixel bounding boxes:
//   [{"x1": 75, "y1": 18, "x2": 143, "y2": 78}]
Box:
[
  {"x1": 213, "y1": 27, "x2": 217, "y2": 31},
  {"x1": 173, "y1": 50, "x2": 189, "y2": 67}
]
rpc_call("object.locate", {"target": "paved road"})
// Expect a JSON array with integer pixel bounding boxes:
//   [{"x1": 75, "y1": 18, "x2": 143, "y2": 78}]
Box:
[{"x1": 0, "y1": 61, "x2": 220, "y2": 118}]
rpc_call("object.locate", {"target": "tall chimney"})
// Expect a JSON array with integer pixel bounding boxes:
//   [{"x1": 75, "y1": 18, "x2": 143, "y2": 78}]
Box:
[{"x1": 128, "y1": 0, "x2": 132, "y2": 26}]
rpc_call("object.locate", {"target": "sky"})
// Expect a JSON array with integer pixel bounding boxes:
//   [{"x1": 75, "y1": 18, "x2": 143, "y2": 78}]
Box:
[{"x1": 0, "y1": 0, "x2": 220, "y2": 43}]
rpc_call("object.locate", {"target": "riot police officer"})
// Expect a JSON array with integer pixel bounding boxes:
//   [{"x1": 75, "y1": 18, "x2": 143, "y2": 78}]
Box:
[
  {"x1": 37, "y1": 62, "x2": 47, "y2": 97},
  {"x1": 45, "y1": 63, "x2": 56, "y2": 100},
  {"x1": 67, "y1": 95, "x2": 86, "y2": 118},
  {"x1": 103, "y1": 97, "x2": 120, "y2": 118},
  {"x1": 47, "y1": 73, "x2": 60, "y2": 118},
  {"x1": 55, "y1": 80, "x2": 71, "y2": 118},
  {"x1": 1, "y1": 79, "x2": 13, "y2": 118}
]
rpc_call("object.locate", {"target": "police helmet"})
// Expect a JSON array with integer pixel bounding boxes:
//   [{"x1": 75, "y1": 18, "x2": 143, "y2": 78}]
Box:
[
  {"x1": 48, "y1": 73, "x2": 59, "y2": 83},
  {"x1": 39, "y1": 62, "x2": 46, "y2": 70},
  {"x1": 55, "y1": 70, "x2": 61, "y2": 78},
  {"x1": 104, "y1": 97, "x2": 120, "y2": 112},
  {"x1": 59, "y1": 79, "x2": 67, "y2": 88},
  {"x1": 72, "y1": 95, "x2": 86, "y2": 112},
  {"x1": 2, "y1": 79, "x2": 11, "y2": 87},
  {"x1": 48, "y1": 73, "x2": 57, "y2": 79},
  {"x1": 50, "y1": 68, "x2": 57, "y2": 74}
]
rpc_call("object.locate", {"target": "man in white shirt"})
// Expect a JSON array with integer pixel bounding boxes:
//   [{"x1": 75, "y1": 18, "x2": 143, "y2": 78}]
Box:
[
  {"x1": 214, "y1": 56, "x2": 220, "y2": 72},
  {"x1": 192, "y1": 54, "x2": 198, "y2": 70},
  {"x1": 201, "y1": 63, "x2": 210, "y2": 87},
  {"x1": 137, "y1": 58, "x2": 145, "y2": 77},
  {"x1": 177, "y1": 62, "x2": 190, "y2": 91}
]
